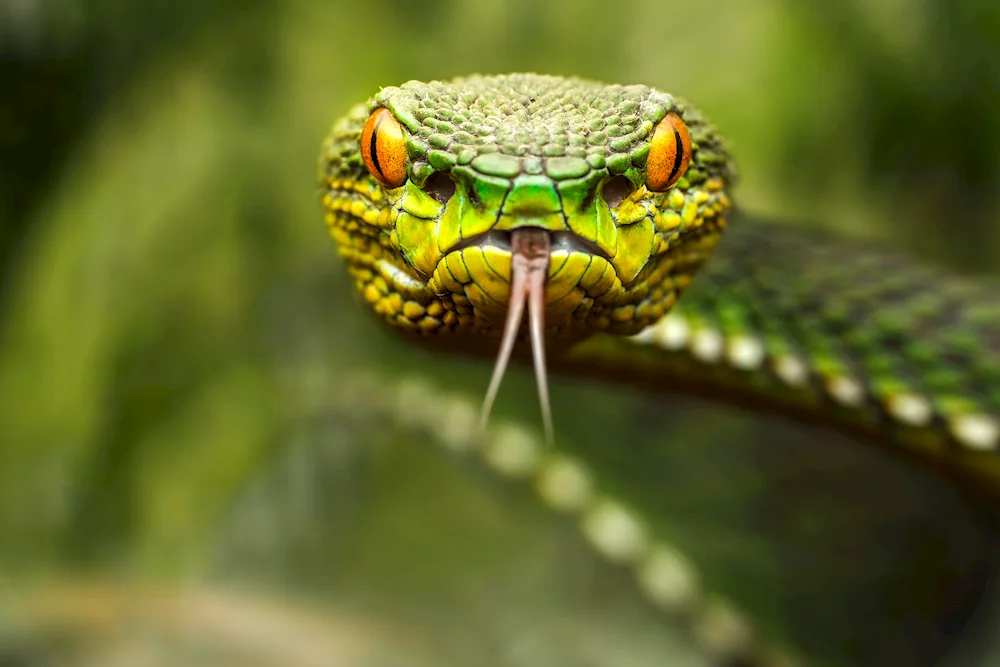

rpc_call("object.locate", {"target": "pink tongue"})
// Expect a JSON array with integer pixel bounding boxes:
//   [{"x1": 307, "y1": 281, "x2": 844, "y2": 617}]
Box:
[{"x1": 479, "y1": 229, "x2": 554, "y2": 445}]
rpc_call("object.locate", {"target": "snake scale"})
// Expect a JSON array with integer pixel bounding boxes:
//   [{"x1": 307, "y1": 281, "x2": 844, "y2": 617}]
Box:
[{"x1": 319, "y1": 73, "x2": 1000, "y2": 501}]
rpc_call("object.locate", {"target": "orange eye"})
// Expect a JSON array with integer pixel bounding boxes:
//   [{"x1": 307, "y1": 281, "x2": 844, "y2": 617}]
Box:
[
  {"x1": 646, "y1": 113, "x2": 692, "y2": 192},
  {"x1": 360, "y1": 108, "x2": 408, "y2": 188}
]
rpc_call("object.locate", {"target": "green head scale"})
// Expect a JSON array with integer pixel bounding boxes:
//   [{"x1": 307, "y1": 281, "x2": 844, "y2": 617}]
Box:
[{"x1": 319, "y1": 73, "x2": 735, "y2": 441}]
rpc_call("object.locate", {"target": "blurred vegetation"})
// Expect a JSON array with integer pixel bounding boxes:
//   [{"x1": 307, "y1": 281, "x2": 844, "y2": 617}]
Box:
[{"x1": 1, "y1": 0, "x2": 999, "y2": 665}]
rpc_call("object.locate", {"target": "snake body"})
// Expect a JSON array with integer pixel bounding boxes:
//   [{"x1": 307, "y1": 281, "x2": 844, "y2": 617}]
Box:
[{"x1": 319, "y1": 73, "x2": 1000, "y2": 496}]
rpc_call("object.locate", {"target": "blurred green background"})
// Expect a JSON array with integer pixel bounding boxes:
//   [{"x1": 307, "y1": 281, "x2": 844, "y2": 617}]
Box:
[{"x1": 1, "y1": 0, "x2": 999, "y2": 665}]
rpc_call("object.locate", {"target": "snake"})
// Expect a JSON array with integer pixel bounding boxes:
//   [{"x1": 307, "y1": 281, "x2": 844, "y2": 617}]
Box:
[{"x1": 318, "y1": 73, "x2": 1000, "y2": 501}]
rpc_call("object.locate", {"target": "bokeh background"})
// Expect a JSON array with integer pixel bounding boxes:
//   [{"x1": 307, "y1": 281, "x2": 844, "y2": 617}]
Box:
[{"x1": 1, "y1": 0, "x2": 999, "y2": 665}]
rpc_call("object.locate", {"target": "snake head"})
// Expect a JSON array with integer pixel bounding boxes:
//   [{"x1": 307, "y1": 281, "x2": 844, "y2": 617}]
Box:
[{"x1": 320, "y1": 74, "x2": 735, "y2": 343}]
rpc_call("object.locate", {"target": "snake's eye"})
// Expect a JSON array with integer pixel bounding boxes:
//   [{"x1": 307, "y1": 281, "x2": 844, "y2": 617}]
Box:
[
  {"x1": 645, "y1": 113, "x2": 692, "y2": 192},
  {"x1": 360, "y1": 108, "x2": 408, "y2": 188}
]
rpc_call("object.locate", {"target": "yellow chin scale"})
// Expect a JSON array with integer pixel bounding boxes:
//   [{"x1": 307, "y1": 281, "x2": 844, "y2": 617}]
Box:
[
  {"x1": 320, "y1": 72, "x2": 734, "y2": 341},
  {"x1": 322, "y1": 169, "x2": 730, "y2": 339}
]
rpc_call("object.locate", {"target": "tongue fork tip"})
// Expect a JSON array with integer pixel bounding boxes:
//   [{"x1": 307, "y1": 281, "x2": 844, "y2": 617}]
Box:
[
  {"x1": 527, "y1": 259, "x2": 554, "y2": 447},
  {"x1": 479, "y1": 260, "x2": 527, "y2": 433},
  {"x1": 479, "y1": 228, "x2": 555, "y2": 446}
]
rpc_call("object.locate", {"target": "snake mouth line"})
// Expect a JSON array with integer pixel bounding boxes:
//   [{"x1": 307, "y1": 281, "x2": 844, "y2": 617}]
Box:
[{"x1": 450, "y1": 228, "x2": 612, "y2": 263}]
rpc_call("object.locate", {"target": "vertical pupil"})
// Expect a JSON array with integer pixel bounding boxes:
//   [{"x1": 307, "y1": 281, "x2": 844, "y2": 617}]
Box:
[
  {"x1": 666, "y1": 127, "x2": 684, "y2": 185},
  {"x1": 369, "y1": 115, "x2": 385, "y2": 179}
]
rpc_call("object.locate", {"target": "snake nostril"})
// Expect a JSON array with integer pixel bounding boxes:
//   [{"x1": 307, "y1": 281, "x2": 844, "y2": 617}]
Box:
[
  {"x1": 425, "y1": 171, "x2": 457, "y2": 205},
  {"x1": 601, "y1": 175, "x2": 633, "y2": 209}
]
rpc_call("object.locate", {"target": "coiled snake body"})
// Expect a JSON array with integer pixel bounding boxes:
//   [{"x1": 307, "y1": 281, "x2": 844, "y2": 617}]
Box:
[{"x1": 319, "y1": 73, "x2": 1000, "y2": 499}]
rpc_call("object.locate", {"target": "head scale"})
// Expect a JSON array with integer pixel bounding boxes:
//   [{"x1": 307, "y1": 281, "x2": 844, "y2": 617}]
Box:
[{"x1": 320, "y1": 73, "x2": 735, "y2": 343}]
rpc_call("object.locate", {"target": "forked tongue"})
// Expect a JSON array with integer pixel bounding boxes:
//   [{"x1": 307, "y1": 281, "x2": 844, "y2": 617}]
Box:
[{"x1": 479, "y1": 228, "x2": 554, "y2": 445}]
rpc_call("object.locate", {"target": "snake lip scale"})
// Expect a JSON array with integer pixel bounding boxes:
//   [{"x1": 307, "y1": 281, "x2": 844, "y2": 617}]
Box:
[{"x1": 448, "y1": 227, "x2": 613, "y2": 265}]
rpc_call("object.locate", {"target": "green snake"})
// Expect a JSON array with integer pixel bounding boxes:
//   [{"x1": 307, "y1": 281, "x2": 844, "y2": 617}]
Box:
[{"x1": 318, "y1": 73, "x2": 1000, "y2": 500}]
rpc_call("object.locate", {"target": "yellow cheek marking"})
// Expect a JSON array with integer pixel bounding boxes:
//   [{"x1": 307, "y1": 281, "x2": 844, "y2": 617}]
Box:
[
  {"x1": 668, "y1": 190, "x2": 685, "y2": 210},
  {"x1": 436, "y1": 267, "x2": 464, "y2": 293},
  {"x1": 578, "y1": 258, "x2": 610, "y2": 293},
  {"x1": 613, "y1": 218, "x2": 655, "y2": 284},
  {"x1": 566, "y1": 207, "x2": 599, "y2": 246},
  {"x1": 586, "y1": 263, "x2": 619, "y2": 300},
  {"x1": 402, "y1": 301, "x2": 425, "y2": 319},
  {"x1": 376, "y1": 259, "x2": 432, "y2": 302},
  {"x1": 561, "y1": 252, "x2": 592, "y2": 281},
  {"x1": 547, "y1": 253, "x2": 568, "y2": 277},
  {"x1": 616, "y1": 199, "x2": 647, "y2": 225},
  {"x1": 596, "y1": 204, "x2": 618, "y2": 259},
  {"x1": 401, "y1": 183, "x2": 444, "y2": 219},
  {"x1": 379, "y1": 207, "x2": 395, "y2": 228},
  {"x1": 443, "y1": 252, "x2": 469, "y2": 285},
  {"x1": 595, "y1": 276, "x2": 625, "y2": 303},
  {"x1": 545, "y1": 251, "x2": 579, "y2": 302},
  {"x1": 681, "y1": 201, "x2": 699, "y2": 226},
  {"x1": 437, "y1": 209, "x2": 462, "y2": 255},
  {"x1": 464, "y1": 283, "x2": 504, "y2": 322},
  {"x1": 462, "y1": 247, "x2": 510, "y2": 303},
  {"x1": 457, "y1": 196, "x2": 498, "y2": 240},
  {"x1": 362, "y1": 208, "x2": 380, "y2": 225},
  {"x1": 384, "y1": 293, "x2": 401, "y2": 313},
  {"x1": 395, "y1": 211, "x2": 439, "y2": 277},
  {"x1": 482, "y1": 246, "x2": 512, "y2": 282}
]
